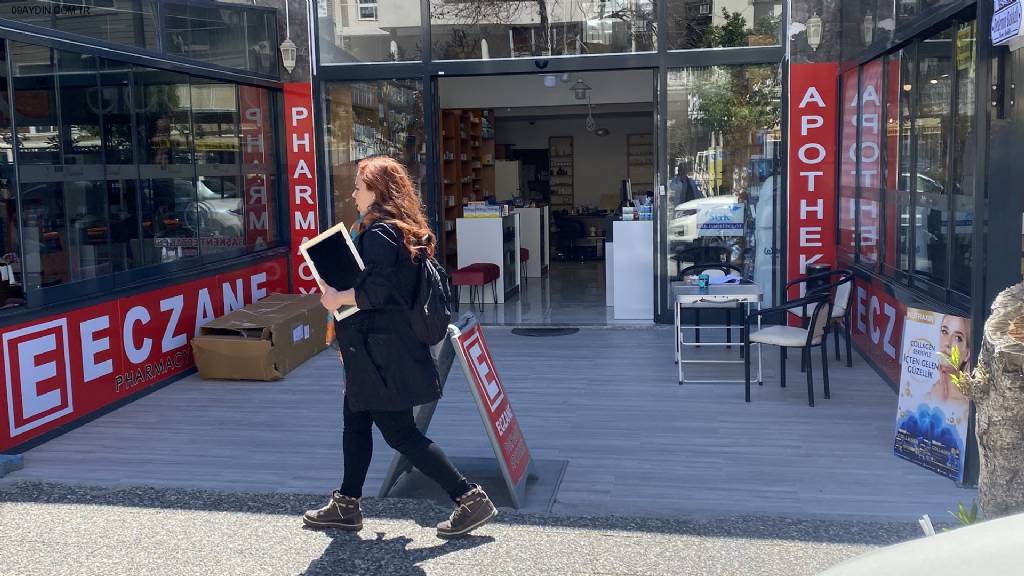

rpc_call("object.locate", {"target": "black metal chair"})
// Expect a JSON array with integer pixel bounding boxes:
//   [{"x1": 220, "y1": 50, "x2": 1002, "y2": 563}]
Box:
[
  {"x1": 784, "y1": 269, "x2": 855, "y2": 368},
  {"x1": 553, "y1": 216, "x2": 585, "y2": 261},
  {"x1": 671, "y1": 245, "x2": 730, "y2": 278},
  {"x1": 677, "y1": 263, "x2": 745, "y2": 349},
  {"x1": 744, "y1": 291, "x2": 833, "y2": 406}
]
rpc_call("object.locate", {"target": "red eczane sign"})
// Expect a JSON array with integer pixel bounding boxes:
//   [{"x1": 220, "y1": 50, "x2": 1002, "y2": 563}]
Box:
[
  {"x1": 851, "y1": 276, "x2": 906, "y2": 385},
  {"x1": 788, "y1": 63, "x2": 838, "y2": 302},
  {"x1": 284, "y1": 82, "x2": 321, "y2": 294},
  {"x1": 455, "y1": 323, "x2": 531, "y2": 486},
  {"x1": 0, "y1": 258, "x2": 288, "y2": 451}
]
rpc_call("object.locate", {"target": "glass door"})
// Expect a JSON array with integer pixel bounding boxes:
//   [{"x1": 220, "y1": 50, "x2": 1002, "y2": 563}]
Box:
[{"x1": 659, "y1": 64, "x2": 783, "y2": 319}]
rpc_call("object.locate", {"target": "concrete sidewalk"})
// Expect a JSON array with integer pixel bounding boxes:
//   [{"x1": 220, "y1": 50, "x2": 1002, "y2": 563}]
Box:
[{"x1": 0, "y1": 482, "x2": 923, "y2": 576}]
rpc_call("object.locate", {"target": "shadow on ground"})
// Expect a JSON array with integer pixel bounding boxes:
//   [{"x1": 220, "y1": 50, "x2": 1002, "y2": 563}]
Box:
[
  {"x1": 299, "y1": 529, "x2": 494, "y2": 576},
  {"x1": 0, "y1": 481, "x2": 929, "y2": 547}
]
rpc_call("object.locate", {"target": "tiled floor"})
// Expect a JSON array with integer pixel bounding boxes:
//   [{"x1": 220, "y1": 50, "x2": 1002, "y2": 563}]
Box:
[
  {"x1": 469, "y1": 260, "x2": 645, "y2": 326},
  {"x1": 3, "y1": 327, "x2": 974, "y2": 522}
]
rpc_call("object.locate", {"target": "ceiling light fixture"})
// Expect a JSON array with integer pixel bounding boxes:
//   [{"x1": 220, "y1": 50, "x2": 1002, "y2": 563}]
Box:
[{"x1": 571, "y1": 79, "x2": 592, "y2": 100}]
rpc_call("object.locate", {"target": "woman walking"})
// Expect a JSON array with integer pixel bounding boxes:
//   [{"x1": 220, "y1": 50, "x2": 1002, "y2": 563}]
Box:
[{"x1": 304, "y1": 156, "x2": 497, "y2": 538}]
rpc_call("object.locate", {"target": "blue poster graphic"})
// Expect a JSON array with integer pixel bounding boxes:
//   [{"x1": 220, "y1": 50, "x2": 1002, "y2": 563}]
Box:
[{"x1": 893, "y1": 308, "x2": 972, "y2": 482}]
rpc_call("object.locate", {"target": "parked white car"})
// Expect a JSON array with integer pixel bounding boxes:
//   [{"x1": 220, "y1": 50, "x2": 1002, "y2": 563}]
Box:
[{"x1": 669, "y1": 195, "x2": 743, "y2": 242}]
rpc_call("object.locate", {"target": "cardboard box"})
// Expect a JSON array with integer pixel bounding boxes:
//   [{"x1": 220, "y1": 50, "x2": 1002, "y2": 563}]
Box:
[{"x1": 191, "y1": 293, "x2": 329, "y2": 381}]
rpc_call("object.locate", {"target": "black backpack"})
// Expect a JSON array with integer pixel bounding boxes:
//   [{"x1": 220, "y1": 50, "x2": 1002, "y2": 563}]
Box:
[{"x1": 408, "y1": 252, "x2": 453, "y2": 345}]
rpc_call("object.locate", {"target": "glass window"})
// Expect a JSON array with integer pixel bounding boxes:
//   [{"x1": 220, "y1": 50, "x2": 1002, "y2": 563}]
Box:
[
  {"x1": 57, "y1": 50, "x2": 111, "y2": 283},
  {"x1": 668, "y1": 0, "x2": 782, "y2": 50},
  {"x1": 244, "y1": 11, "x2": 277, "y2": 75},
  {"x1": 1, "y1": 40, "x2": 282, "y2": 306},
  {"x1": 841, "y1": 0, "x2": 896, "y2": 59},
  {"x1": 859, "y1": 60, "x2": 884, "y2": 264},
  {"x1": 0, "y1": 0, "x2": 159, "y2": 51},
  {"x1": 192, "y1": 80, "x2": 243, "y2": 260},
  {"x1": 324, "y1": 79, "x2": 425, "y2": 229},
  {"x1": 896, "y1": 47, "x2": 914, "y2": 276},
  {"x1": 914, "y1": 28, "x2": 952, "y2": 287},
  {"x1": 11, "y1": 42, "x2": 59, "y2": 166},
  {"x1": 101, "y1": 61, "x2": 142, "y2": 273},
  {"x1": 165, "y1": 2, "x2": 246, "y2": 70},
  {"x1": 164, "y1": 1, "x2": 274, "y2": 74},
  {"x1": 839, "y1": 69, "x2": 858, "y2": 264},
  {"x1": 238, "y1": 85, "x2": 278, "y2": 253},
  {"x1": 0, "y1": 42, "x2": 21, "y2": 308},
  {"x1": 319, "y1": 0, "x2": 421, "y2": 63},
  {"x1": 897, "y1": 0, "x2": 919, "y2": 26},
  {"x1": 135, "y1": 67, "x2": 197, "y2": 265},
  {"x1": 883, "y1": 53, "x2": 901, "y2": 274},
  {"x1": 11, "y1": 43, "x2": 67, "y2": 289},
  {"x1": 431, "y1": 0, "x2": 656, "y2": 60},
  {"x1": 666, "y1": 65, "x2": 781, "y2": 304},
  {"x1": 950, "y1": 21, "x2": 975, "y2": 294},
  {"x1": 358, "y1": 0, "x2": 377, "y2": 21}
]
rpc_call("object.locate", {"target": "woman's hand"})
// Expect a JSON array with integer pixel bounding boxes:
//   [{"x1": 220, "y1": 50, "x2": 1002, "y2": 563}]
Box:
[{"x1": 317, "y1": 279, "x2": 356, "y2": 310}]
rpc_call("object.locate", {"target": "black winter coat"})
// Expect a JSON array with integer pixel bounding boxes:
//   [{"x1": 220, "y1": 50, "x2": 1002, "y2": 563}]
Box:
[{"x1": 335, "y1": 221, "x2": 441, "y2": 412}]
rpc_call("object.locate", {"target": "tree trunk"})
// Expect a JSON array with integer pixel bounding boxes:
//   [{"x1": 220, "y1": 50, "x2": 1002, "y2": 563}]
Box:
[
  {"x1": 536, "y1": 0, "x2": 550, "y2": 55},
  {"x1": 971, "y1": 282, "x2": 1024, "y2": 519}
]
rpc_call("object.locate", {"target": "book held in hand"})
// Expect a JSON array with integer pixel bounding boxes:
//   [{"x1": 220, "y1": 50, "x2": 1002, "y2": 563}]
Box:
[{"x1": 299, "y1": 221, "x2": 365, "y2": 321}]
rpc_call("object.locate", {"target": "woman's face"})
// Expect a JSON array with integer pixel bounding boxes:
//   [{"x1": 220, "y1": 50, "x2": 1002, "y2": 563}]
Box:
[
  {"x1": 352, "y1": 174, "x2": 375, "y2": 215},
  {"x1": 939, "y1": 316, "x2": 970, "y2": 372}
]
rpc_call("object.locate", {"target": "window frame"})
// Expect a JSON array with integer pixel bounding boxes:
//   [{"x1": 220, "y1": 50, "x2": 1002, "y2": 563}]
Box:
[{"x1": 357, "y1": 0, "x2": 378, "y2": 21}]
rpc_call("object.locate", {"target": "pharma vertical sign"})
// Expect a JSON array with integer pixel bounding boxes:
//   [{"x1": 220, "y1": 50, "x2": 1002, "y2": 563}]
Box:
[
  {"x1": 284, "y1": 82, "x2": 321, "y2": 294},
  {"x1": 787, "y1": 63, "x2": 838, "y2": 299}
]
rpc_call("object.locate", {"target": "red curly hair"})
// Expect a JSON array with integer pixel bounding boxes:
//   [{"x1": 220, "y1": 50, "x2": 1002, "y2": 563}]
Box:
[{"x1": 356, "y1": 157, "x2": 436, "y2": 260}]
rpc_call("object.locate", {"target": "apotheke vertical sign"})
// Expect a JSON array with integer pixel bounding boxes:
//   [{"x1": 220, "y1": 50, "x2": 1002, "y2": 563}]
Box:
[{"x1": 787, "y1": 63, "x2": 838, "y2": 300}]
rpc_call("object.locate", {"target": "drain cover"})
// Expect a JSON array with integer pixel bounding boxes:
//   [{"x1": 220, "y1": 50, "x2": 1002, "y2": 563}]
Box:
[{"x1": 511, "y1": 328, "x2": 580, "y2": 337}]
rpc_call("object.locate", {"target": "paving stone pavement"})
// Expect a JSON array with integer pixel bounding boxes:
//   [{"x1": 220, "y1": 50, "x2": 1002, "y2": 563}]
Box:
[{"x1": 0, "y1": 482, "x2": 928, "y2": 576}]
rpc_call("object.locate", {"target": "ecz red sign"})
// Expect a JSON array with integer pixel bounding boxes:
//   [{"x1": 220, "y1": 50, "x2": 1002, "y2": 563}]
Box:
[{"x1": 456, "y1": 324, "x2": 530, "y2": 486}]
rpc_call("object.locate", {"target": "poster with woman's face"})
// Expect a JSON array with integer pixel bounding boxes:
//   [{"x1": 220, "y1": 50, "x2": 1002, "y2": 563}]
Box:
[{"x1": 894, "y1": 308, "x2": 971, "y2": 482}]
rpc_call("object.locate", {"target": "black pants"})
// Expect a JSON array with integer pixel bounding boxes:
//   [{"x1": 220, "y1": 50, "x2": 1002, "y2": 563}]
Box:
[{"x1": 339, "y1": 395, "x2": 471, "y2": 502}]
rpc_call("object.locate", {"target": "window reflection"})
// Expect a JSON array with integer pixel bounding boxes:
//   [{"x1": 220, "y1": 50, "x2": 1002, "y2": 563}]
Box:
[
  {"x1": 0, "y1": 42, "x2": 18, "y2": 308},
  {"x1": 193, "y1": 81, "x2": 243, "y2": 260},
  {"x1": 239, "y1": 86, "x2": 278, "y2": 253},
  {"x1": 0, "y1": 40, "x2": 281, "y2": 303},
  {"x1": 914, "y1": 29, "x2": 952, "y2": 287},
  {"x1": 668, "y1": 0, "x2": 782, "y2": 50},
  {"x1": 666, "y1": 65, "x2": 781, "y2": 305},
  {"x1": 58, "y1": 50, "x2": 112, "y2": 283},
  {"x1": 164, "y1": 1, "x2": 276, "y2": 74},
  {"x1": 897, "y1": 48, "x2": 914, "y2": 276},
  {"x1": 0, "y1": 0, "x2": 159, "y2": 51},
  {"x1": 11, "y1": 43, "x2": 66, "y2": 289},
  {"x1": 430, "y1": 0, "x2": 656, "y2": 60},
  {"x1": 319, "y1": 0, "x2": 422, "y2": 63},
  {"x1": 136, "y1": 68, "x2": 197, "y2": 265},
  {"x1": 883, "y1": 54, "x2": 901, "y2": 274},
  {"x1": 325, "y1": 79, "x2": 425, "y2": 229},
  {"x1": 839, "y1": 69, "x2": 858, "y2": 264},
  {"x1": 950, "y1": 21, "x2": 975, "y2": 294},
  {"x1": 859, "y1": 60, "x2": 883, "y2": 264}
]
